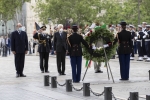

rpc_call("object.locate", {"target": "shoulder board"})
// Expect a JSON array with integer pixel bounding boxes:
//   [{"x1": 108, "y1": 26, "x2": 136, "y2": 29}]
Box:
[{"x1": 67, "y1": 34, "x2": 72, "y2": 38}]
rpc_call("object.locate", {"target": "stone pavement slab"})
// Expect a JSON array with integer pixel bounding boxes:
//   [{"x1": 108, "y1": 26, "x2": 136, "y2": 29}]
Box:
[{"x1": 0, "y1": 54, "x2": 150, "y2": 100}]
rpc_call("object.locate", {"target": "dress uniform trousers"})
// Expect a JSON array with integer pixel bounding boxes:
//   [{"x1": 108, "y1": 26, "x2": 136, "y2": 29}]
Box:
[
  {"x1": 119, "y1": 54, "x2": 130, "y2": 79},
  {"x1": 131, "y1": 40, "x2": 134, "y2": 57},
  {"x1": 145, "y1": 41, "x2": 150, "y2": 57},
  {"x1": 39, "y1": 52, "x2": 49, "y2": 72},
  {"x1": 143, "y1": 40, "x2": 147, "y2": 55},
  {"x1": 136, "y1": 41, "x2": 144, "y2": 57},
  {"x1": 70, "y1": 56, "x2": 82, "y2": 82}
]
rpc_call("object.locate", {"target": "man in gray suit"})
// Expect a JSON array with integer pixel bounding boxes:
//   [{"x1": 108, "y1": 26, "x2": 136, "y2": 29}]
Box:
[
  {"x1": 94, "y1": 39, "x2": 103, "y2": 73},
  {"x1": 54, "y1": 24, "x2": 68, "y2": 75}
]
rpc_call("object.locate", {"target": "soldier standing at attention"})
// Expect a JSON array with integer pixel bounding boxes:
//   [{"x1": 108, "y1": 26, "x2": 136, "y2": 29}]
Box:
[
  {"x1": 116, "y1": 21, "x2": 133, "y2": 80},
  {"x1": 68, "y1": 25, "x2": 90, "y2": 83},
  {"x1": 33, "y1": 25, "x2": 52, "y2": 73}
]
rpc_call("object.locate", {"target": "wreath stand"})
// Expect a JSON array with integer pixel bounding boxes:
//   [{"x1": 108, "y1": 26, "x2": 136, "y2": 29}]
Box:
[{"x1": 82, "y1": 39, "x2": 115, "y2": 83}]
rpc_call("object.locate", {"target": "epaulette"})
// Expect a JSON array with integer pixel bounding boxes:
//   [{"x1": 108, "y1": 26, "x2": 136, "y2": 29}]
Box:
[{"x1": 67, "y1": 34, "x2": 72, "y2": 38}]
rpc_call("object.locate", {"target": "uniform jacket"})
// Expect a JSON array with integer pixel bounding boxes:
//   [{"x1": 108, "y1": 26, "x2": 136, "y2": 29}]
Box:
[
  {"x1": 33, "y1": 33, "x2": 52, "y2": 53},
  {"x1": 53, "y1": 31, "x2": 68, "y2": 52},
  {"x1": 11, "y1": 30, "x2": 28, "y2": 53},
  {"x1": 116, "y1": 30, "x2": 133, "y2": 54},
  {"x1": 68, "y1": 33, "x2": 89, "y2": 56}
]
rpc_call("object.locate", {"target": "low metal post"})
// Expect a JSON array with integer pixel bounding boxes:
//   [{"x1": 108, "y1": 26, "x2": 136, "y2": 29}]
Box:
[
  {"x1": 66, "y1": 79, "x2": 72, "y2": 92},
  {"x1": 146, "y1": 95, "x2": 150, "y2": 100},
  {"x1": 83, "y1": 83, "x2": 90, "y2": 96},
  {"x1": 104, "y1": 86, "x2": 112, "y2": 100},
  {"x1": 51, "y1": 76, "x2": 57, "y2": 88},
  {"x1": 44, "y1": 75, "x2": 49, "y2": 86},
  {"x1": 130, "y1": 92, "x2": 138, "y2": 100}
]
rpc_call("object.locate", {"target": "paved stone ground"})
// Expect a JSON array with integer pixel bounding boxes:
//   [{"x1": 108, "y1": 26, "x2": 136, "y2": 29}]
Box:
[{"x1": 0, "y1": 54, "x2": 149, "y2": 100}]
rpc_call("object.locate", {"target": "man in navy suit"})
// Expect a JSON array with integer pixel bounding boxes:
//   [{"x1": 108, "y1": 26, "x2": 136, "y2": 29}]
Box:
[{"x1": 11, "y1": 23, "x2": 28, "y2": 78}]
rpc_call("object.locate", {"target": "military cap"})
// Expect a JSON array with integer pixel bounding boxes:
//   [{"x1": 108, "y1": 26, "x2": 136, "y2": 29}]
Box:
[
  {"x1": 72, "y1": 25, "x2": 78, "y2": 29},
  {"x1": 120, "y1": 21, "x2": 127, "y2": 26},
  {"x1": 40, "y1": 25, "x2": 47, "y2": 30},
  {"x1": 142, "y1": 22, "x2": 147, "y2": 24},
  {"x1": 146, "y1": 25, "x2": 150, "y2": 28},
  {"x1": 138, "y1": 25, "x2": 142, "y2": 28},
  {"x1": 129, "y1": 25, "x2": 134, "y2": 28}
]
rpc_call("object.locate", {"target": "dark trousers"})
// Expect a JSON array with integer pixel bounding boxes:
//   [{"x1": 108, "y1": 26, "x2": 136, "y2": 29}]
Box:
[
  {"x1": 143, "y1": 41, "x2": 147, "y2": 55},
  {"x1": 134, "y1": 42, "x2": 137, "y2": 54},
  {"x1": 15, "y1": 53, "x2": 25, "y2": 75},
  {"x1": 39, "y1": 52, "x2": 49, "y2": 71},
  {"x1": 56, "y1": 51, "x2": 66, "y2": 74},
  {"x1": 119, "y1": 54, "x2": 130, "y2": 79},
  {"x1": 145, "y1": 41, "x2": 150, "y2": 57},
  {"x1": 131, "y1": 41, "x2": 134, "y2": 57},
  {"x1": 70, "y1": 56, "x2": 82, "y2": 82},
  {"x1": 137, "y1": 42, "x2": 143, "y2": 57}
]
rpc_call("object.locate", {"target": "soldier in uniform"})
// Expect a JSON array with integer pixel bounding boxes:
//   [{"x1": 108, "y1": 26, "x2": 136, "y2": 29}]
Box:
[
  {"x1": 67, "y1": 25, "x2": 90, "y2": 83},
  {"x1": 144, "y1": 25, "x2": 150, "y2": 62},
  {"x1": 129, "y1": 25, "x2": 136, "y2": 60},
  {"x1": 33, "y1": 25, "x2": 52, "y2": 73},
  {"x1": 142, "y1": 22, "x2": 148, "y2": 59},
  {"x1": 135, "y1": 25, "x2": 145, "y2": 61},
  {"x1": 116, "y1": 21, "x2": 133, "y2": 80}
]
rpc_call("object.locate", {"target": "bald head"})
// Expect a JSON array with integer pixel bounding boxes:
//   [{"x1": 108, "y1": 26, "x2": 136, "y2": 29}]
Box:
[
  {"x1": 17, "y1": 23, "x2": 22, "y2": 27},
  {"x1": 16, "y1": 23, "x2": 22, "y2": 31}
]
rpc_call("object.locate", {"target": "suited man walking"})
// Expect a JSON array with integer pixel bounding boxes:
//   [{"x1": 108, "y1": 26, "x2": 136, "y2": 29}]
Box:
[
  {"x1": 54, "y1": 24, "x2": 68, "y2": 75},
  {"x1": 11, "y1": 23, "x2": 28, "y2": 78}
]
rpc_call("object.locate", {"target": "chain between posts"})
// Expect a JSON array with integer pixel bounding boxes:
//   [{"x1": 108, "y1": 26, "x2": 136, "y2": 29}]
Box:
[
  {"x1": 54, "y1": 78, "x2": 66, "y2": 86},
  {"x1": 87, "y1": 85, "x2": 105, "y2": 97},
  {"x1": 71, "y1": 84, "x2": 83, "y2": 91}
]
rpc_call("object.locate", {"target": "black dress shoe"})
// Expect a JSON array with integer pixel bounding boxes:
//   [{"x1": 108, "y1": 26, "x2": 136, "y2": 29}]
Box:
[
  {"x1": 41, "y1": 71, "x2": 44, "y2": 73},
  {"x1": 59, "y1": 73, "x2": 62, "y2": 75},
  {"x1": 119, "y1": 79, "x2": 128, "y2": 81},
  {"x1": 61, "y1": 73, "x2": 66, "y2": 75},
  {"x1": 16, "y1": 74, "x2": 20, "y2": 78},
  {"x1": 20, "y1": 74, "x2": 26, "y2": 77},
  {"x1": 95, "y1": 70, "x2": 103, "y2": 73},
  {"x1": 45, "y1": 71, "x2": 49, "y2": 73}
]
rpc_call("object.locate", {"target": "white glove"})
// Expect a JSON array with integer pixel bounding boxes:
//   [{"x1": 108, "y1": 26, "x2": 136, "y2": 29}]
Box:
[
  {"x1": 143, "y1": 35, "x2": 147, "y2": 39},
  {"x1": 134, "y1": 37, "x2": 138, "y2": 40},
  {"x1": 103, "y1": 44, "x2": 109, "y2": 48},
  {"x1": 92, "y1": 46, "x2": 96, "y2": 50}
]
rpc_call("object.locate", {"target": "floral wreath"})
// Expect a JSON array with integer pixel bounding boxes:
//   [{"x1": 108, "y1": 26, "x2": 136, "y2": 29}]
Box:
[{"x1": 83, "y1": 27, "x2": 117, "y2": 63}]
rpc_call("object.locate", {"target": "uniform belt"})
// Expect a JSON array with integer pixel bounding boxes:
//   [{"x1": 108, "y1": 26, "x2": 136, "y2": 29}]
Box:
[
  {"x1": 137, "y1": 40, "x2": 142, "y2": 41},
  {"x1": 145, "y1": 39, "x2": 150, "y2": 41},
  {"x1": 137, "y1": 40, "x2": 142, "y2": 46}
]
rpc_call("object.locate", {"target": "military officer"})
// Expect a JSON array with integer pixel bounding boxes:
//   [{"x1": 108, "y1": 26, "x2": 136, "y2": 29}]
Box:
[
  {"x1": 116, "y1": 21, "x2": 133, "y2": 80},
  {"x1": 67, "y1": 25, "x2": 90, "y2": 83},
  {"x1": 144, "y1": 25, "x2": 150, "y2": 62},
  {"x1": 33, "y1": 25, "x2": 52, "y2": 73},
  {"x1": 142, "y1": 22, "x2": 148, "y2": 59},
  {"x1": 135, "y1": 25, "x2": 145, "y2": 61},
  {"x1": 129, "y1": 25, "x2": 136, "y2": 60}
]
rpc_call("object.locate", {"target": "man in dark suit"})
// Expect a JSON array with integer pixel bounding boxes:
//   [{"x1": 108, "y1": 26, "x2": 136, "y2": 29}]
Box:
[
  {"x1": 33, "y1": 25, "x2": 52, "y2": 73},
  {"x1": 11, "y1": 23, "x2": 28, "y2": 78},
  {"x1": 54, "y1": 24, "x2": 68, "y2": 75}
]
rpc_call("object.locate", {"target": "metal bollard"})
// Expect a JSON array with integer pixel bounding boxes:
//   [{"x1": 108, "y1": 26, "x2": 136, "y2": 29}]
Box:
[
  {"x1": 66, "y1": 79, "x2": 72, "y2": 92},
  {"x1": 130, "y1": 92, "x2": 138, "y2": 100},
  {"x1": 51, "y1": 76, "x2": 57, "y2": 88},
  {"x1": 104, "y1": 86, "x2": 112, "y2": 100},
  {"x1": 44, "y1": 75, "x2": 49, "y2": 86},
  {"x1": 83, "y1": 83, "x2": 90, "y2": 96},
  {"x1": 146, "y1": 95, "x2": 150, "y2": 100},
  {"x1": 149, "y1": 70, "x2": 150, "y2": 80}
]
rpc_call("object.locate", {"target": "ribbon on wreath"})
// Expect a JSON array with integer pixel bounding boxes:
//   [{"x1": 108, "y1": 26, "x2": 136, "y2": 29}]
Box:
[{"x1": 85, "y1": 60, "x2": 92, "y2": 68}]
